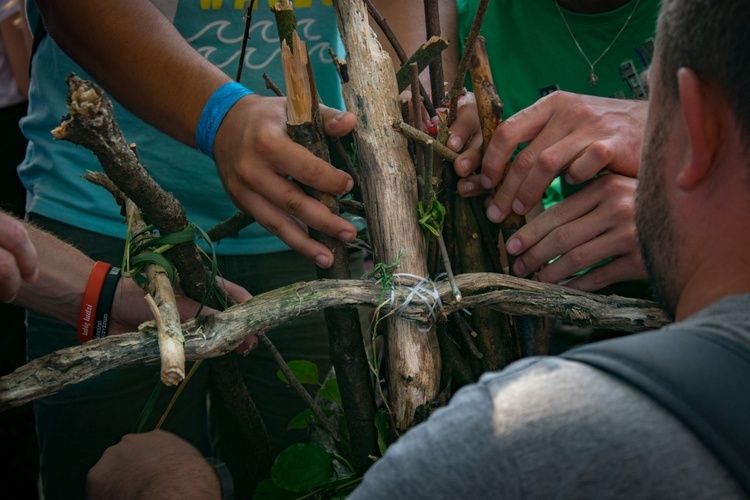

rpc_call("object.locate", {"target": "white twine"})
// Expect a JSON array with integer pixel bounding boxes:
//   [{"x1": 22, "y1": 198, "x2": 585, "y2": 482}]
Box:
[{"x1": 369, "y1": 272, "x2": 446, "y2": 332}]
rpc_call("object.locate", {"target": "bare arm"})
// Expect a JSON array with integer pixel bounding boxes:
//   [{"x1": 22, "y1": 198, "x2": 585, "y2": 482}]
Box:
[
  {"x1": 13, "y1": 217, "x2": 252, "y2": 337},
  {"x1": 0, "y1": 3, "x2": 31, "y2": 98},
  {"x1": 34, "y1": 0, "x2": 358, "y2": 267}
]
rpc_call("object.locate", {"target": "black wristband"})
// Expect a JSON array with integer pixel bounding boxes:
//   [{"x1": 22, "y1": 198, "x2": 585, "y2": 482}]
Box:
[
  {"x1": 94, "y1": 266, "x2": 121, "y2": 339},
  {"x1": 205, "y1": 457, "x2": 234, "y2": 500}
]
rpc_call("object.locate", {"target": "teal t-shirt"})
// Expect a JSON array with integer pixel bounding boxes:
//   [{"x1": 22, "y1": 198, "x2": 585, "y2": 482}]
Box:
[
  {"x1": 20, "y1": 0, "x2": 344, "y2": 255},
  {"x1": 456, "y1": 0, "x2": 659, "y2": 203}
]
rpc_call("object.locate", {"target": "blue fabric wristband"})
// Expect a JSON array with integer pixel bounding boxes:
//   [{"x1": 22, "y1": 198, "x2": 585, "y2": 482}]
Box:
[{"x1": 196, "y1": 82, "x2": 254, "y2": 160}]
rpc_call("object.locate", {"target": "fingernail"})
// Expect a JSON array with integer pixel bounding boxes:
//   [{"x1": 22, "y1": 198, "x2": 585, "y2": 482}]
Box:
[
  {"x1": 448, "y1": 135, "x2": 462, "y2": 151},
  {"x1": 513, "y1": 260, "x2": 526, "y2": 276},
  {"x1": 345, "y1": 178, "x2": 354, "y2": 193},
  {"x1": 334, "y1": 111, "x2": 347, "y2": 121},
  {"x1": 487, "y1": 205, "x2": 503, "y2": 223},
  {"x1": 512, "y1": 199, "x2": 525, "y2": 214},
  {"x1": 480, "y1": 174, "x2": 493, "y2": 190},
  {"x1": 460, "y1": 181, "x2": 475, "y2": 195},
  {"x1": 315, "y1": 254, "x2": 332, "y2": 268},
  {"x1": 338, "y1": 230, "x2": 355, "y2": 242},
  {"x1": 506, "y1": 238, "x2": 521, "y2": 255}
]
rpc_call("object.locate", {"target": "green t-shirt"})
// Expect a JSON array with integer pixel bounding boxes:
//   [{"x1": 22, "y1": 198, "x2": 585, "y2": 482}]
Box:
[{"x1": 456, "y1": 0, "x2": 659, "y2": 203}]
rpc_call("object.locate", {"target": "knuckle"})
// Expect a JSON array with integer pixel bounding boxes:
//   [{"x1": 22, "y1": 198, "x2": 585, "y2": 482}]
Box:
[
  {"x1": 588, "y1": 140, "x2": 613, "y2": 163},
  {"x1": 284, "y1": 196, "x2": 306, "y2": 217},
  {"x1": 263, "y1": 219, "x2": 284, "y2": 237},
  {"x1": 512, "y1": 148, "x2": 536, "y2": 173},
  {"x1": 299, "y1": 158, "x2": 324, "y2": 181},
  {"x1": 566, "y1": 248, "x2": 587, "y2": 270},
  {"x1": 537, "y1": 149, "x2": 564, "y2": 175},
  {"x1": 4, "y1": 220, "x2": 29, "y2": 251},
  {"x1": 551, "y1": 227, "x2": 575, "y2": 251},
  {"x1": 254, "y1": 130, "x2": 278, "y2": 156}
]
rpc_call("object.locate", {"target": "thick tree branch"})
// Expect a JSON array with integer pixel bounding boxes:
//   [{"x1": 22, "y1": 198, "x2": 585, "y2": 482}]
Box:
[{"x1": 0, "y1": 274, "x2": 669, "y2": 411}]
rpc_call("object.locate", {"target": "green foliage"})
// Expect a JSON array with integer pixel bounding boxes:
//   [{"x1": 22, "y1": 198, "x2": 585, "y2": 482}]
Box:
[
  {"x1": 277, "y1": 360, "x2": 320, "y2": 386},
  {"x1": 318, "y1": 378, "x2": 341, "y2": 404},
  {"x1": 373, "y1": 410, "x2": 391, "y2": 456},
  {"x1": 255, "y1": 444, "x2": 362, "y2": 499},
  {"x1": 418, "y1": 199, "x2": 446, "y2": 238},
  {"x1": 270, "y1": 444, "x2": 335, "y2": 493}
]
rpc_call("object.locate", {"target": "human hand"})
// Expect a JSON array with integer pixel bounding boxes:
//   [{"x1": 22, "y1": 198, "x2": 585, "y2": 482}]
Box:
[
  {"x1": 446, "y1": 92, "x2": 484, "y2": 181},
  {"x1": 504, "y1": 174, "x2": 648, "y2": 292},
  {"x1": 0, "y1": 210, "x2": 39, "y2": 303},
  {"x1": 475, "y1": 92, "x2": 647, "y2": 222},
  {"x1": 87, "y1": 430, "x2": 221, "y2": 500},
  {"x1": 213, "y1": 94, "x2": 357, "y2": 268}
]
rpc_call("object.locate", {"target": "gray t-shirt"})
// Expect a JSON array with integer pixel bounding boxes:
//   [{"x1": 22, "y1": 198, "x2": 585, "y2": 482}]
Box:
[{"x1": 350, "y1": 295, "x2": 750, "y2": 499}]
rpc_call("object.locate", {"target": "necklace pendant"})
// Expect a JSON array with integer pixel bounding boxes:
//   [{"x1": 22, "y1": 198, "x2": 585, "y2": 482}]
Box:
[{"x1": 588, "y1": 70, "x2": 599, "y2": 86}]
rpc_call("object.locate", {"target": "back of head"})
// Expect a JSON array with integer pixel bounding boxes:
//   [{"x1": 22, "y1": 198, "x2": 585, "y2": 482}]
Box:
[{"x1": 656, "y1": 0, "x2": 750, "y2": 152}]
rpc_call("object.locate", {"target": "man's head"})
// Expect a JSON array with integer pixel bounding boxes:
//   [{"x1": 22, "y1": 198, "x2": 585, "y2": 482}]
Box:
[{"x1": 635, "y1": 0, "x2": 750, "y2": 317}]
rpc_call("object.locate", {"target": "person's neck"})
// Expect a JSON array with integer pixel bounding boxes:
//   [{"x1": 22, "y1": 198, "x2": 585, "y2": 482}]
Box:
[
  {"x1": 555, "y1": 0, "x2": 633, "y2": 14},
  {"x1": 675, "y1": 258, "x2": 750, "y2": 322}
]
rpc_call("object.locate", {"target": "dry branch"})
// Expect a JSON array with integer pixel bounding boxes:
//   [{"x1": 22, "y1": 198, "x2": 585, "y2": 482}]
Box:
[
  {"x1": 126, "y1": 199, "x2": 186, "y2": 386},
  {"x1": 0, "y1": 273, "x2": 669, "y2": 411},
  {"x1": 395, "y1": 36, "x2": 449, "y2": 93},
  {"x1": 334, "y1": 0, "x2": 441, "y2": 430},
  {"x1": 54, "y1": 73, "x2": 272, "y2": 485},
  {"x1": 281, "y1": 27, "x2": 378, "y2": 471}
]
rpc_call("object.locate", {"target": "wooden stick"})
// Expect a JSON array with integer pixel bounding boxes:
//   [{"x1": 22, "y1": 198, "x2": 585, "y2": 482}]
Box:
[
  {"x1": 395, "y1": 37, "x2": 449, "y2": 93},
  {"x1": 126, "y1": 199, "x2": 186, "y2": 386},
  {"x1": 423, "y1": 0, "x2": 446, "y2": 107},
  {"x1": 447, "y1": 0, "x2": 490, "y2": 124},
  {"x1": 281, "y1": 29, "x2": 378, "y2": 470},
  {"x1": 257, "y1": 333, "x2": 340, "y2": 441},
  {"x1": 391, "y1": 118, "x2": 458, "y2": 162},
  {"x1": 334, "y1": 0, "x2": 441, "y2": 431},
  {"x1": 362, "y1": 0, "x2": 436, "y2": 117},
  {"x1": 0, "y1": 273, "x2": 670, "y2": 411}
]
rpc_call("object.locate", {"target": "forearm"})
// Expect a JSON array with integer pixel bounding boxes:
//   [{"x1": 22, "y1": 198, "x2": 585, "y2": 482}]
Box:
[
  {"x1": 35, "y1": 0, "x2": 229, "y2": 147},
  {"x1": 0, "y1": 7, "x2": 31, "y2": 98},
  {"x1": 13, "y1": 223, "x2": 94, "y2": 327}
]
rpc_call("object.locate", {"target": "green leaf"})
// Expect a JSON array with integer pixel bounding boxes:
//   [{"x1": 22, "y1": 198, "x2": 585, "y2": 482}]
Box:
[
  {"x1": 252, "y1": 479, "x2": 299, "y2": 499},
  {"x1": 318, "y1": 378, "x2": 341, "y2": 404},
  {"x1": 374, "y1": 409, "x2": 391, "y2": 456},
  {"x1": 270, "y1": 444, "x2": 334, "y2": 493},
  {"x1": 277, "y1": 360, "x2": 320, "y2": 385},
  {"x1": 287, "y1": 408, "x2": 314, "y2": 430}
]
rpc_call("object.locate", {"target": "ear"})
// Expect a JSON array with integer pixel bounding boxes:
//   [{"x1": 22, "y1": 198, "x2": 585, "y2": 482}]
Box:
[{"x1": 676, "y1": 68, "x2": 721, "y2": 189}]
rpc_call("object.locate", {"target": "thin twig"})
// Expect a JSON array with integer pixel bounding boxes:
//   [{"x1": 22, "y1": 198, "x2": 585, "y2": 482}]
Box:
[
  {"x1": 436, "y1": 230, "x2": 462, "y2": 301},
  {"x1": 391, "y1": 118, "x2": 458, "y2": 162},
  {"x1": 328, "y1": 47, "x2": 349, "y2": 85},
  {"x1": 236, "y1": 0, "x2": 258, "y2": 82},
  {"x1": 257, "y1": 333, "x2": 341, "y2": 441},
  {"x1": 395, "y1": 37, "x2": 448, "y2": 93},
  {"x1": 452, "y1": 313, "x2": 483, "y2": 359},
  {"x1": 363, "y1": 0, "x2": 436, "y2": 116},
  {"x1": 447, "y1": 0, "x2": 490, "y2": 124},
  {"x1": 410, "y1": 63, "x2": 425, "y2": 187},
  {"x1": 424, "y1": 0, "x2": 446, "y2": 107},
  {"x1": 262, "y1": 72, "x2": 284, "y2": 96},
  {"x1": 205, "y1": 212, "x2": 256, "y2": 242}
]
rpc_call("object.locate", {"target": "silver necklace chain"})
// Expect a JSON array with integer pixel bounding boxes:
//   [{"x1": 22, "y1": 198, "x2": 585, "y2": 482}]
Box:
[{"x1": 555, "y1": 0, "x2": 642, "y2": 86}]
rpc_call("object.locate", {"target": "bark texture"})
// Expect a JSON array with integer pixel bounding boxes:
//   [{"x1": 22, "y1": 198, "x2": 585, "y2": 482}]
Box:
[{"x1": 333, "y1": 0, "x2": 441, "y2": 430}]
